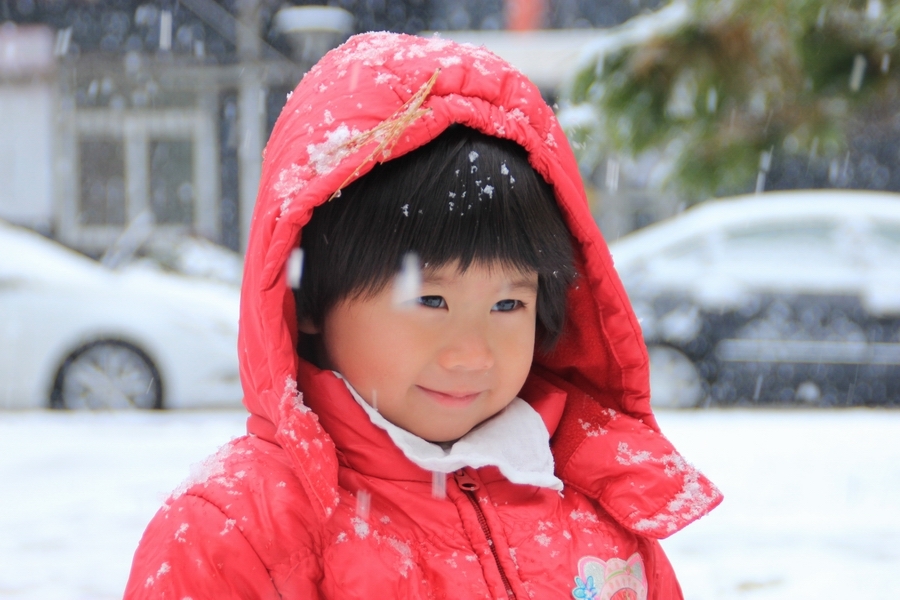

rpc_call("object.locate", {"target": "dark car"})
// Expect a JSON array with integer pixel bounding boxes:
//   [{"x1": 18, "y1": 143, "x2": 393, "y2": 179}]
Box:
[{"x1": 608, "y1": 190, "x2": 900, "y2": 408}]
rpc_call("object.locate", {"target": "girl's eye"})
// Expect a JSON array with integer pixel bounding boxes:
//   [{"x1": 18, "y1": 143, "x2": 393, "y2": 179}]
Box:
[
  {"x1": 492, "y1": 299, "x2": 522, "y2": 312},
  {"x1": 418, "y1": 296, "x2": 447, "y2": 309}
]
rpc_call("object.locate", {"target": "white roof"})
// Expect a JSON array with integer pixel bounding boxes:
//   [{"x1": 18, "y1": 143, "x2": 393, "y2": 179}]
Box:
[{"x1": 432, "y1": 2, "x2": 689, "y2": 91}]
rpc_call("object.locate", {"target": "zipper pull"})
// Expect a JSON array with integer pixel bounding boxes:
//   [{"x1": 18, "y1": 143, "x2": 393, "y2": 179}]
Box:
[{"x1": 454, "y1": 469, "x2": 480, "y2": 492}]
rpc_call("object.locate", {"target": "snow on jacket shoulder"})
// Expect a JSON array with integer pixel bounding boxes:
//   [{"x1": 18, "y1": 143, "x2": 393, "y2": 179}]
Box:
[{"x1": 126, "y1": 32, "x2": 721, "y2": 599}]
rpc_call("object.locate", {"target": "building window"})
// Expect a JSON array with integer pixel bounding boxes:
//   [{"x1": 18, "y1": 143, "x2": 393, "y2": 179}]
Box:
[
  {"x1": 150, "y1": 139, "x2": 194, "y2": 225},
  {"x1": 79, "y1": 138, "x2": 126, "y2": 225},
  {"x1": 63, "y1": 107, "x2": 219, "y2": 253}
]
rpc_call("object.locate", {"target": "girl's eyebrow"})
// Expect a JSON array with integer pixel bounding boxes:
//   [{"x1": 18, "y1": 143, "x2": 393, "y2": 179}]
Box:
[
  {"x1": 421, "y1": 271, "x2": 539, "y2": 293},
  {"x1": 506, "y1": 277, "x2": 539, "y2": 293}
]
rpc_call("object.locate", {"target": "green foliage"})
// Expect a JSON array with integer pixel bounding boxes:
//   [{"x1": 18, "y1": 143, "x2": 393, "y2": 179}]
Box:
[{"x1": 561, "y1": 0, "x2": 900, "y2": 201}]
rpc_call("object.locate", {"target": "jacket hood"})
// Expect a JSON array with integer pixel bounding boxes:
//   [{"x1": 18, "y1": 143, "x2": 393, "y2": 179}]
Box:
[{"x1": 239, "y1": 32, "x2": 721, "y2": 536}]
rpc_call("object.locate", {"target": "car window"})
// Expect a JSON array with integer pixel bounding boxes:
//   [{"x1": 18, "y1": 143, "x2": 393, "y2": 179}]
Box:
[
  {"x1": 719, "y1": 221, "x2": 838, "y2": 262},
  {"x1": 871, "y1": 223, "x2": 900, "y2": 258},
  {"x1": 639, "y1": 236, "x2": 710, "y2": 282},
  {"x1": 661, "y1": 236, "x2": 708, "y2": 261}
]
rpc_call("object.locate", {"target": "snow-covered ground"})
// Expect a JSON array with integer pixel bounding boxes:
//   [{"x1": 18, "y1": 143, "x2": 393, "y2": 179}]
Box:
[
  {"x1": 1, "y1": 409, "x2": 898, "y2": 599},
  {"x1": 656, "y1": 410, "x2": 900, "y2": 599}
]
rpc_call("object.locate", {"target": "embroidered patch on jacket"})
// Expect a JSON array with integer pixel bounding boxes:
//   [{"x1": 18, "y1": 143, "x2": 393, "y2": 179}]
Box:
[{"x1": 571, "y1": 553, "x2": 647, "y2": 600}]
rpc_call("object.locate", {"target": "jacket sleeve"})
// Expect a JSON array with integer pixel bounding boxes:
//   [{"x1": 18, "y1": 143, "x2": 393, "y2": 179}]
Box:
[
  {"x1": 124, "y1": 493, "x2": 280, "y2": 600},
  {"x1": 644, "y1": 538, "x2": 684, "y2": 600}
]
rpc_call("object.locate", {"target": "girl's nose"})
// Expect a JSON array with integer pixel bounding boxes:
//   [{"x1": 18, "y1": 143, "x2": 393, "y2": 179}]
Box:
[{"x1": 437, "y1": 327, "x2": 494, "y2": 372}]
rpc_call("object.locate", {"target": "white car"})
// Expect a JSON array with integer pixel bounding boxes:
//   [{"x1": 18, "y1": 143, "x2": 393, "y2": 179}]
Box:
[
  {"x1": 609, "y1": 190, "x2": 900, "y2": 408},
  {"x1": 0, "y1": 219, "x2": 243, "y2": 409}
]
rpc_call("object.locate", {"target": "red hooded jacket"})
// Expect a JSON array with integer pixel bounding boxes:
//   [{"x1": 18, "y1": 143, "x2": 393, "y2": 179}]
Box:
[{"x1": 125, "y1": 32, "x2": 721, "y2": 599}]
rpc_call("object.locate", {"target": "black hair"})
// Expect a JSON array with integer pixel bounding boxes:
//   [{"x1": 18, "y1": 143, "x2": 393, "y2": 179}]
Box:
[{"x1": 295, "y1": 125, "x2": 576, "y2": 351}]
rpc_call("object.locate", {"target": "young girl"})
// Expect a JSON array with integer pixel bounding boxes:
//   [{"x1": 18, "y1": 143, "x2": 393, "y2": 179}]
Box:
[{"x1": 126, "y1": 32, "x2": 721, "y2": 599}]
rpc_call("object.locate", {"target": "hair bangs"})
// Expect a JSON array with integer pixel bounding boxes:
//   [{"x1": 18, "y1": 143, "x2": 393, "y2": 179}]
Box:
[{"x1": 297, "y1": 125, "x2": 576, "y2": 349}]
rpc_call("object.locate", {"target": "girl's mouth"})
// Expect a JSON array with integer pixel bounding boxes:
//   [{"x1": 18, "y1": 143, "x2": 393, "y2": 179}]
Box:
[{"x1": 417, "y1": 386, "x2": 482, "y2": 406}]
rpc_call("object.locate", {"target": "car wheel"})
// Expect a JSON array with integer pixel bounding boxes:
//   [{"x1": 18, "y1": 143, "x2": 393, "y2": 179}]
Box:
[
  {"x1": 51, "y1": 341, "x2": 163, "y2": 410},
  {"x1": 648, "y1": 345, "x2": 706, "y2": 409}
]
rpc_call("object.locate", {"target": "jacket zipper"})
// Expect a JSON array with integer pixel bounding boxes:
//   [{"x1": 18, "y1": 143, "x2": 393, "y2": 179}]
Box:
[{"x1": 454, "y1": 470, "x2": 516, "y2": 599}]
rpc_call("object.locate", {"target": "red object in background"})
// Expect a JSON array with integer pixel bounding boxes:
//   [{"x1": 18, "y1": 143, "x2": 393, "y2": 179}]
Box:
[{"x1": 505, "y1": 0, "x2": 547, "y2": 30}]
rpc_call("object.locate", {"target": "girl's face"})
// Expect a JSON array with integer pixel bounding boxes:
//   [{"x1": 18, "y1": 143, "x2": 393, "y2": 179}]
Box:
[{"x1": 316, "y1": 261, "x2": 538, "y2": 443}]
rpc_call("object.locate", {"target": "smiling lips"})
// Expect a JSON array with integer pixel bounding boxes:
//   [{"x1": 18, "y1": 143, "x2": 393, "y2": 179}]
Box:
[{"x1": 417, "y1": 386, "x2": 483, "y2": 406}]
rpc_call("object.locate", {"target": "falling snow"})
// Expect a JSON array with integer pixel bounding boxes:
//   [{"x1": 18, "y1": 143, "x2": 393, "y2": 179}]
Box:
[
  {"x1": 286, "y1": 248, "x2": 304, "y2": 289},
  {"x1": 356, "y1": 489, "x2": 372, "y2": 521},
  {"x1": 432, "y1": 471, "x2": 448, "y2": 499},
  {"x1": 393, "y1": 253, "x2": 422, "y2": 308}
]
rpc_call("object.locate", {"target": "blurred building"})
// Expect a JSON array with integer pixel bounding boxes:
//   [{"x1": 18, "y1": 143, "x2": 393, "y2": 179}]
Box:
[
  {"x1": 0, "y1": 24, "x2": 55, "y2": 235},
  {"x1": 0, "y1": 0, "x2": 659, "y2": 255},
  {"x1": 0, "y1": 0, "x2": 319, "y2": 255}
]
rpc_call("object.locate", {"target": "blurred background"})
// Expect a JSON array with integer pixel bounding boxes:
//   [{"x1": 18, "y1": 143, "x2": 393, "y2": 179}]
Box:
[
  {"x1": 1, "y1": 0, "x2": 899, "y2": 598},
  {"x1": 0, "y1": 0, "x2": 661, "y2": 256}
]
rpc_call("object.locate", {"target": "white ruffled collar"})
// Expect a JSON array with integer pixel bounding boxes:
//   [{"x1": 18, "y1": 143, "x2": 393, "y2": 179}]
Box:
[{"x1": 335, "y1": 373, "x2": 562, "y2": 490}]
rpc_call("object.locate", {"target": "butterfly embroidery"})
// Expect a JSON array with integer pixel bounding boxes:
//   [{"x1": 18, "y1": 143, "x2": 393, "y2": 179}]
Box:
[{"x1": 572, "y1": 552, "x2": 647, "y2": 600}]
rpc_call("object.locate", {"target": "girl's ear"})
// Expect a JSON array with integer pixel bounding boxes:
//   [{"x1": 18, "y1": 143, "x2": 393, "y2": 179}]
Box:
[{"x1": 297, "y1": 317, "x2": 320, "y2": 335}]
